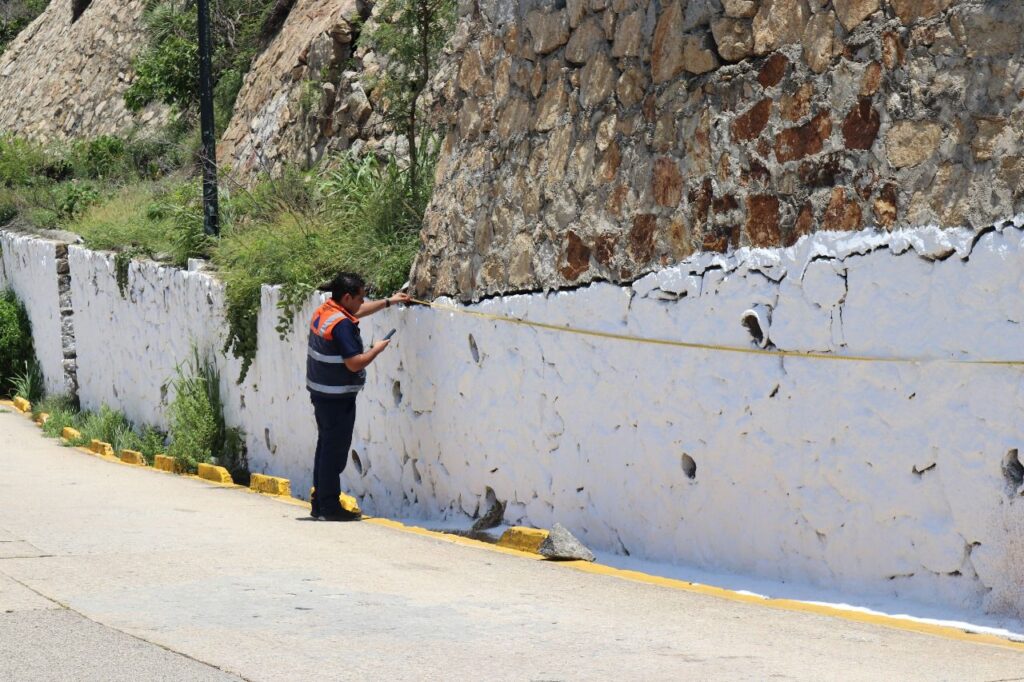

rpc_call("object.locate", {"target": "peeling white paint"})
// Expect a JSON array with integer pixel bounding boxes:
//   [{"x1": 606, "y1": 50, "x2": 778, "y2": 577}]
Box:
[
  {"x1": 5, "y1": 218, "x2": 1024, "y2": 618},
  {"x1": 0, "y1": 233, "x2": 67, "y2": 395}
]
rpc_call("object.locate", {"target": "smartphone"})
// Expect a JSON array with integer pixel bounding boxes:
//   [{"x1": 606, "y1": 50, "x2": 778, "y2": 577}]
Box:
[{"x1": 384, "y1": 329, "x2": 397, "y2": 341}]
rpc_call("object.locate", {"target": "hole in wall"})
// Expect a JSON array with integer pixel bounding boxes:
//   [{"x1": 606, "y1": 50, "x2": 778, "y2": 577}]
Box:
[
  {"x1": 1002, "y1": 448, "x2": 1023, "y2": 492},
  {"x1": 351, "y1": 449, "x2": 362, "y2": 475},
  {"x1": 71, "y1": 0, "x2": 91, "y2": 23},
  {"x1": 680, "y1": 453, "x2": 697, "y2": 480},
  {"x1": 392, "y1": 380, "x2": 402, "y2": 406},
  {"x1": 740, "y1": 305, "x2": 771, "y2": 348},
  {"x1": 468, "y1": 334, "x2": 480, "y2": 363}
]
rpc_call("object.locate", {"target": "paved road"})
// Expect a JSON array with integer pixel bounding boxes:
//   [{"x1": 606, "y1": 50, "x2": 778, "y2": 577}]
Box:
[{"x1": 1, "y1": 408, "x2": 1022, "y2": 681}]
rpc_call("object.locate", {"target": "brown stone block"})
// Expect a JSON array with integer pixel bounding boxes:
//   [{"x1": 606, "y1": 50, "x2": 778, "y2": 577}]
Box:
[
  {"x1": 689, "y1": 178, "x2": 714, "y2": 228},
  {"x1": 668, "y1": 217, "x2": 693, "y2": 259},
  {"x1": 629, "y1": 214, "x2": 658, "y2": 263},
  {"x1": 833, "y1": 0, "x2": 879, "y2": 31},
  {"x1": 775, "y1": 111, "x2": 832, "y2": 162},
  {"x1": 598, "y1": 140, "x2": 622, "y2": 182},
  {"x1": 560, "y1": 231, "x2": 592, "y2": 281},
  {"x1": 594, "y1": 234, "x2": 619, "y2": 267},
  {"x1": 885, "y1": 121, "x2": 943, "y2": 168},
  {"x1": 565, "y1": 18, "x2": 605, "y2": 65},
  {"x1": 881, "y1": 31, "x2": 904, "y2": 70},
  {"x1": 712, "y1": 17, "x2": 755, "y2": 63},
  {"x1": 803, "y1": 10, "x2": 838, "y2": 73},
  {"x1": 732, "y1": 98, "x2": 773, "y2": 142},
  {"x1": 526, "y1": 9, "x2": 571, "y2": 55},
  {"x1": 758, "y1": 53, "x2": 790, "y2": 88},
  {"x1": 784, "y1": 200, "x2": 816, "y2": 246},
  {"x1": 746, "y1": 195, "x2": 782, "y2": 247},
  {"x1": 890, "y1": 0, "x2": 952, "y2": 23},
  {"x1": 652, "y1": 1, "x2": 686, "y2": 83},
  {"x1": 580, "y1": 52, "x2": 618, "y2": 108},
  {"x1": 860, "y1": 62, "x2": 883, "y2": 96},
  {"x1": 873, "y1": 182, "x2": 898, "y2": 229},
  {"x1": 780, "y1": 82, "x2": 814, "y2": 122},
  {"x1": 842, "y1": 97, "x2": 881, "y2": 150},
  {"x1": 652, "y1": 157, "x2": 684, "y2": 207},
  {"x1": 612, "y1": 9, "x2": 645, "y2": 58},
  {"x1": 753, "y1": 0, "x2": 812, "y2": 55},
  {"x1": 822, "y1": 187, "x2": 863, "y2": 231}
]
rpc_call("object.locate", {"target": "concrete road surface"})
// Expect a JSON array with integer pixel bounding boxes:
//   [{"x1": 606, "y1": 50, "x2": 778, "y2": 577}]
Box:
[{"x1": 1, "y1": 407, "x2": 1022, "y2": 681}]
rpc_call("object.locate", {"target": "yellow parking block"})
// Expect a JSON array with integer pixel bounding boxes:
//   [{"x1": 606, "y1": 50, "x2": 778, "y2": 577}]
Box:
[
  {"x1": 497, "y1": 527, "x2": 550, "y2": 554},
  {"x1": 197, "y1": 462, "x2": 233, "y2": 484},
  {"x1": 154, "y1": 454, "x2": 179, "y2": 473},
  {"x1": 250, "y1": 473, "x2": 291, "y2": 497},
  {"x1": 12, "y1": 397, "x2": 31, "y2": 413},
  {"x1": 89, "y1": 439, "x2": 115, "y2": 457},
  {"x1": 61, "y1": 427, "x2": 82, "y2": 441},
  {"x1": 119, "y1": 450, "x2": 146, "y2": 466}
]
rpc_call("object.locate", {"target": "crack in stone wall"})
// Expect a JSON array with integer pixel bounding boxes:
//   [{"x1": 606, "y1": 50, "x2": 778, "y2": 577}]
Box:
[{"x1": 411, "y1": 0, "x2": 1024, "y2": 300}]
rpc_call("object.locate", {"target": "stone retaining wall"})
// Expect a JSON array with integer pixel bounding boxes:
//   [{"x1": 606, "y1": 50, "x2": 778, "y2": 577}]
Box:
[
  {"x1": 0, "y1": 0, "x2": 167, "y2": 141},
  {"x1": 5, "y1": 219, "x2": 1024, "y2": 620},
  {"x1": 410, "y1": 0, "x2": 1024, "y2": 299}
]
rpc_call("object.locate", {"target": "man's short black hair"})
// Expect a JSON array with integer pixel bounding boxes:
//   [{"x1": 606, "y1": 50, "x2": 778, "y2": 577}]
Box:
[{"x1": 321, "y1": 272, "x2": 366, "y2": 301}]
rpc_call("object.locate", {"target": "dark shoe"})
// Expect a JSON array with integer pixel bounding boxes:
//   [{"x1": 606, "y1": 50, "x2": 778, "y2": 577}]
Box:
[{"x1": 317, "y1": 508, "x2": 362, "y2": 522}]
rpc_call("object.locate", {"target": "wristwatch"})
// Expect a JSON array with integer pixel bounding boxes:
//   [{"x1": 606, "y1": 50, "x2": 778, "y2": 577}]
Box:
[{"x1": 385, "y1": 299, "x2": 391, "y2": 308}]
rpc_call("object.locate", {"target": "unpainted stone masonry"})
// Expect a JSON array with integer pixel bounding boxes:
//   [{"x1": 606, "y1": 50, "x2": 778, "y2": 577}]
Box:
[
  {"x1": 410, "y1": 0, "x2": 1024, "y2": 299},
  {"x1": 0, "y1": 0, "x2": 167, "y2": 141}
]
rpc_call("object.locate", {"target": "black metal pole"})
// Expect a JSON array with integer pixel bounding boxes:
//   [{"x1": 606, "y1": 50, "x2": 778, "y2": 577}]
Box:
[{"x1": 198, "y1": 0, "x2": 219, "y2": 237}]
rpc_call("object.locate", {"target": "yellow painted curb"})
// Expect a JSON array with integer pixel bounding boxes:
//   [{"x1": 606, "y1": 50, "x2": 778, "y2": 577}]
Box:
[
  {"x1": 197, "y1": 462, "x2": 233, "y2": 484},
  {"x1": 12, "y1": 397, "x2": 30, "y2": 413},
  {"x1": 89, "y1": 439, "x2": 115, "y2": 457},
  {"x1": 497, "y1": 526, "x2": 550, "y2": 554},
  {"x1": 61, "y1": 426, "x2": 82, "y2": 441},
  {"x1": 250, "y1": 473, "x2": 291, "y2": 497},
  {"x1": 309, "y1": 487, "x2": 362, "y2": 514},
  {"x1": 153, "y1": 454, "x2": 178, "y2": 473},
  {"x1": 119, "y1": 449, "x2": 146, "y2": 466},
  {"x1": 340, "y1": 492, "x2": 361, "y2": 515}
]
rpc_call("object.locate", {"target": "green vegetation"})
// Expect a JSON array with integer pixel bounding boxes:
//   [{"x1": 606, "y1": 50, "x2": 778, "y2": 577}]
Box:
[
  {"x1": 11, "y1": 357, "x2": 44, "y2": 403},
  {"x1": 36, "y1": 397, "x2": 168, "y2": 465},
  {"x1": 359, "y1": 0, "x2": 456, "y2": 199},
  {"x1": 168, "y1": 349, "x2": 246, "y2": 478},
  {"x1": 0, "y1": 289, "x2": 35, "y2": 397},
  {"x1": 0, "y1": 0, "x2": 49, "y2": 56},
  {"x1": 125, "y1": 0, "x2": 278, "y2": 125}
]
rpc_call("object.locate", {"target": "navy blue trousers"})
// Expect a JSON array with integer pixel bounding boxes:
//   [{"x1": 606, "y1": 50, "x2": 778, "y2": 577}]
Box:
[{"x1": 311, "y1": 396, "x2": 357, "y2": 516}]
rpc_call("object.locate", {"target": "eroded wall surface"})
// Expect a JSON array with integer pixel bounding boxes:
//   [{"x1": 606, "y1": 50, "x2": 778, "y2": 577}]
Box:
[
  {"x1": 411, "y1": 0, "x2": 1024, "y2": 299},
  {"x1": 0, "y1": 232, "x2": 71, "y2": 395},
  {"x1": 9, "y1": 218, "x2": 1024, "y2": 617}
]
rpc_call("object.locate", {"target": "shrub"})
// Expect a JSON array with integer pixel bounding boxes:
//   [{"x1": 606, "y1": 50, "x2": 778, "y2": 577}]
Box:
[
  {"x1": 168, "y1": 349, "x2": 246, "y2": 477},
  {"x1": 10, "y1": 357, "x2": 44, "y2": 403},
  {"x1": 0, "y1": 289, "x2": 34, "y2": 395}
]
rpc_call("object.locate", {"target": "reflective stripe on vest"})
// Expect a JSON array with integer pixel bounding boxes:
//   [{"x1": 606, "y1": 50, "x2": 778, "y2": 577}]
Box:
[
  {"x1": 308, "y1": 347, "x2": 345, "y2": 364},
  {"x1": 306, "y1": 380, "x2": 363, "y2": 395}
]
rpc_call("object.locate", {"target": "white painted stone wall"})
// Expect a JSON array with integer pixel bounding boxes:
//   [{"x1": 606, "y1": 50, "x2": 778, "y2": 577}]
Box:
[
  {"x1": 0, "y1": 232, "x2": 67, "y2": 395},
  {"x1": 10, "y1": 219, "x2": 1024, "y2": 618}
]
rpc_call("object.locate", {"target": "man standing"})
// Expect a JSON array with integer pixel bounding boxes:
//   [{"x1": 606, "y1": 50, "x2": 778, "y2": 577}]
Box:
[{"x1": 307, "y1": 272, "x2": 410, "y2": 520}]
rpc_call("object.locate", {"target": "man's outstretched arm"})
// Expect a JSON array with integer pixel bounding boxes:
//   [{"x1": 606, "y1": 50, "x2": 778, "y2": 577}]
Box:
[{"x1": 356, "y1": 292, "x2": 411, "y2": 318}]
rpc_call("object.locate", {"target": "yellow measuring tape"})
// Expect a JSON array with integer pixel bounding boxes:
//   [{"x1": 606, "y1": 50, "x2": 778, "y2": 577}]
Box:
[{"x1": 409, "y1": 298, "x2": 1024, "y2": 367}]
